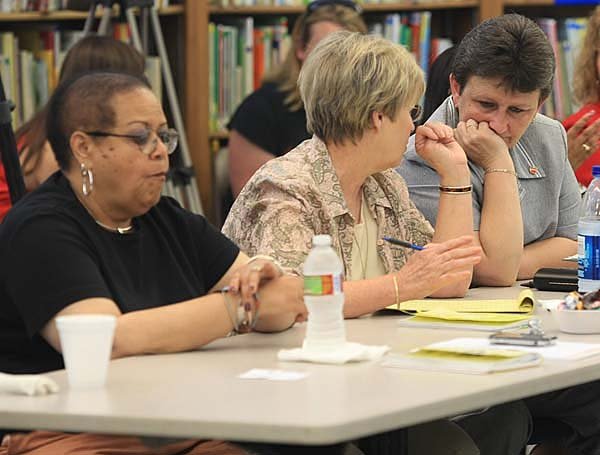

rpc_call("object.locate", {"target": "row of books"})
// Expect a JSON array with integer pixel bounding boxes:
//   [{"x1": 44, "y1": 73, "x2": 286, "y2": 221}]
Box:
[
  {"x1": 0, "y1": 30, "x2": 81, "y2": 128},
  {"x1": 0, "y1": 27, "x2": 162, "y2": 129},
  {"x1": 209, "y1": 12, "x2": 449, "y2": 132},
  {"x1": 0, "y1": 0, "x2": 174, "y2": 13},
  {"x1": 209, "y1": 18, "x2": 290, "y2": 132},
  {"x1": 538, "y1": 16, "x2": 588, "y2": 120}
]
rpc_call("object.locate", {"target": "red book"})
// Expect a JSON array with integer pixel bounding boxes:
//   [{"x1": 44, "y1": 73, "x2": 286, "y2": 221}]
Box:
[{"x1": 253, "y1": 29, "x2": 264, "y2": 91}]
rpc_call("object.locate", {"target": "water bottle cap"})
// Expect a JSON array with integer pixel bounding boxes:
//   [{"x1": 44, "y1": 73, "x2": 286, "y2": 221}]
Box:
[
  {"x1": 312, "y1": 234, "x2": 332, "y2": 247},
  {"x1": 593, "y1": 165, "x2": 600, "y2": 177}
]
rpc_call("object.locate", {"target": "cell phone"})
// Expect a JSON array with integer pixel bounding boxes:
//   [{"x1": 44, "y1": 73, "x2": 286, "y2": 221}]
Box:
[{"x1": 489, "y1": 331, "x2": 557, "y2": 347}]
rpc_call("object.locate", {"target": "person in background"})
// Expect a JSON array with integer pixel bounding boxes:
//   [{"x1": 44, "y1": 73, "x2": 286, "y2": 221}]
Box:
[
  {"x1": 563, "y1": 5, "x2": 600, "y2": 187},
  {"x1": 224, "y1": 30, "x2": 535, "y2": 455},
  {"x1": 227, "y1": 0, "x2": 367, "y2": 198},
  {"x1": 399, "y1": 14, "x2": 580, "y2": 285},
  {"x1": 420, "y1": 46, "x2": 456, "y2": 125},
  {"x1": 0, "y1": 35, "x2": 147, "y2": 222},
  {"x1": 0, "y1": 71, "x2": 308, "y2": 454}
]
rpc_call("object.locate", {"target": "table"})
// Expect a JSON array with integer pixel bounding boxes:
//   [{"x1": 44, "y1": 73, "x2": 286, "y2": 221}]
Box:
[{"x1": 1, "y1": 285, "x2": 599, "y2": 445}]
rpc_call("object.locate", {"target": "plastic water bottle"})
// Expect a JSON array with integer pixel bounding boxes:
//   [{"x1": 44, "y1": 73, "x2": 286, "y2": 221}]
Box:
[
  {"x1": 302, "y1": 235, "x2": 346, "y2": 351},
  {"x1": 578, "y1": 165, "x2": 600, "y2": 293}
]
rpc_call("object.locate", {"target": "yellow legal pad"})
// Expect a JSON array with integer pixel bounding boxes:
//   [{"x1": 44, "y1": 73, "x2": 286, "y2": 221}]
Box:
[
  {"x1": 382, "y1": 339, "x2": 542, "y2": 374},
  {"x1": 387, "y1": 289, "x2": 535, "y2": 324}
]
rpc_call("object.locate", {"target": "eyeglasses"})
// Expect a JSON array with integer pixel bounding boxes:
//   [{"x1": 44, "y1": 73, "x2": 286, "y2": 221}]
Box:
[
  {"x1": 306, "y1": 0, "x2": 362, "y2": 14},
  {"x1": 410, "y1": 105, "x2": 423, "y2": 122},
  {"x1": 83, "y1": 128, "x2": 179, "y2": 155}
]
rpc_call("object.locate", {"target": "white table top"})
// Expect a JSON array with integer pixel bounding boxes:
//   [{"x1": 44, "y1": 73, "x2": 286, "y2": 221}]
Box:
[{"x1": 1, "y1": 285, "x2": 598, "y2": 445}]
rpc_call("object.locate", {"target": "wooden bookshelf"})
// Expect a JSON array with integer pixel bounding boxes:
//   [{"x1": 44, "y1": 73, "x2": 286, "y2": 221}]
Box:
[
  {"x1": 210, "y1": 1, "x2": 478, "y2": 15},
  {"x1": 503, "y1": 0, "x2": 553, "y2": 5},
  {"x1": 0, "y1": 5, "x2": 183, "y2": 22}
]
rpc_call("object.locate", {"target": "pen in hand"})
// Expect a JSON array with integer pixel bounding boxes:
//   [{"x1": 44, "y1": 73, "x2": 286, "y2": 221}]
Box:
[{"x1": 382, "y1": 236, "x2": 425, "y2": 251}]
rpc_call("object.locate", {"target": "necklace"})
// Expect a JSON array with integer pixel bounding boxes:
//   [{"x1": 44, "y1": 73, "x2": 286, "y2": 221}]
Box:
[
  {"x1": 76, "y1": 194, "x2": 134, "y2": 234},
  {"x1": 94, "y1": 219, "x2": 134, "y2": 235},
  {"x1": 352, "y1": 198, "x2": 369, "y2": 280}
]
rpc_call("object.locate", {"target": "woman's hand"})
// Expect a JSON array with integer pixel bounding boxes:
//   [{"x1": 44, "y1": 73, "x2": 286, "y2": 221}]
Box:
[
  {"x1": 567, "y1": 112, "x2": 600, "y2": 170},
  {"x1": 454, "y1": 119, "x2": 512, "y2": 170},
  {"x1": 253, "y1": 275, "x2": 308, "y2": 332},
  {"x1": 228, "y1": 257, "x2": 283, "y2": 307},
  {"x1": 395, "y1": 236, "x2": 482, "y2": 300},
  {"x1": 415, "y1": 122, "x2": 469, "y2": 183}
]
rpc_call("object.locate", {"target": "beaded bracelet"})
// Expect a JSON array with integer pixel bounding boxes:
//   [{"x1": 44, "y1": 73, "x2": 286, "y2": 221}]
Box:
[{"x1": 439, "y1": 185, "x2": 473, "y2": 194}]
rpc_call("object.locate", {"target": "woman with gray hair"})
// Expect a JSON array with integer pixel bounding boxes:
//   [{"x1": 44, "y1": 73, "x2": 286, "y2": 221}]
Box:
[
  {"x1": 223, "y1": 31, "x2": 532, "y2": 455},
  {"x1": 224, "y1": 31, "x2": 481, "y2": 316}
]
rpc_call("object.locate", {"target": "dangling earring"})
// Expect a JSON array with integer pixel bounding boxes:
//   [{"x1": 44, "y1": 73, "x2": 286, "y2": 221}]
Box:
[{"x1": 80, "y1": 162, "x2": 94, "y2": 196}]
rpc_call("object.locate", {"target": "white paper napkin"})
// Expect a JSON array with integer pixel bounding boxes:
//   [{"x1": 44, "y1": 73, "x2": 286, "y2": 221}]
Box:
[
  {"x1": 0, "y1": 372, "x2": 59, "y2": 396},
  {"x1": 278, "y1": 342, "x2": 389, "y2": 365}
]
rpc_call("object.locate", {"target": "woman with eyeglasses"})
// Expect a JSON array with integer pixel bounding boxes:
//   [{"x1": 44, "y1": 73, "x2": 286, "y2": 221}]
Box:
[
  {"x1": 0, "y1": 71, "x2": 308, "y2": 454},
  {"x1": 0, "y1": 35, "x2": 148, "y2": 222},
  {"x1": 224, "y1": 31, "x2": 482, "y2": 315},
  {"x1": 227, "y1": 0, "x2": 367, "y2": 200},
  {"x1": 224, "y1": 31, "x2": 535, "y2": 455},
  {"x1": 562, "y1": 5, "x2": 600, "y2": 187}
]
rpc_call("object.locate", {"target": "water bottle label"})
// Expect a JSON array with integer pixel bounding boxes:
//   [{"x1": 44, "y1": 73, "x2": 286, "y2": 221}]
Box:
[
  {"x1": 578, "y1": 234, "x2": 600, "y2": 280},
  {"x1": 304, "y1": 273, "x2": 343, "y2": 296}
]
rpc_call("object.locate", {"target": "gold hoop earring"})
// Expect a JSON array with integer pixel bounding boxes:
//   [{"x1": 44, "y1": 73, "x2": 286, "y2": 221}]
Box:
[{"x1": 80, "y1": 163, "x2": 94, "y2": 196}]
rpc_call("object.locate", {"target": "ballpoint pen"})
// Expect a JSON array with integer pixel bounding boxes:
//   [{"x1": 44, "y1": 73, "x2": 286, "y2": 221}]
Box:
[{"x1": 382, "y1": 236, "x2": 425, "y2": 251}]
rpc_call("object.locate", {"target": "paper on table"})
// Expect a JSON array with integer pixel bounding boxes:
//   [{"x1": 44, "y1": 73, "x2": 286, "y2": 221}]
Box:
[
  {"x1": 382, "y1": 343, "x2": 541, "y2": 374},
  {"x1": 398, "y1": 317, "x2": 531, "y2": 332},
  {"x1": 387, "y1": 290, "x2": 535, "y2": 322},
  {"x1": 238, "y1": 369, "x2": 308, "y2": 381},
  {"x1": 430, "y1": 337, "x2": 600, "y2": 361}
]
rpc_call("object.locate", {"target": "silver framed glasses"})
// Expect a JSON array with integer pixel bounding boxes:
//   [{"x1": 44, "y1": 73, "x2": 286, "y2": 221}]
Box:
[{"x1": 84, "y1": 128, "x2": 179, "y2": 155}]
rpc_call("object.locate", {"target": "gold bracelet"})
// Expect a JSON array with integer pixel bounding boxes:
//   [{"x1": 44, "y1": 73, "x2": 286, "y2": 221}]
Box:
[
  {"x1": 484, "y1": 168, "x2": 517, "y2": 178},
  {"x1": 439, "y1": 185, "x2": 473, "y2": 194},
  {"x1": 392, "y1": 275, "x2": 400, "y2": 310}
]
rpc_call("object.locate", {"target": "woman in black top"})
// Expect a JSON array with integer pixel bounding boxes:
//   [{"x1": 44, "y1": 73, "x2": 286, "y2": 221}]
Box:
[
  {"x1": 0, "y1": 71, "x2": 306, "y2": 454},
  {"x1": 227, "y1": 0, "x2": 367, "y2": 197}
]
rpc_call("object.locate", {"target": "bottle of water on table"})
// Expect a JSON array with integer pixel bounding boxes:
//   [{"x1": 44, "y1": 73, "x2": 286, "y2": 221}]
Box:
[
  {"x1": 302, "y1": 235, "x2": 346, "y2": 351},
  {"x1": 578, "y1": 165, "x2": 600, "y2": 293}
]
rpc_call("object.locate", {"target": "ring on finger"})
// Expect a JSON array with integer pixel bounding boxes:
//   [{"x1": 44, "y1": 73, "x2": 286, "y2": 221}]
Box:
[
  {"x1": 582, "y1": 143, "x2": 592, "y2": 153},
  {"x1": 250, "y1": 265, "x2": 263, "y2": 272}
]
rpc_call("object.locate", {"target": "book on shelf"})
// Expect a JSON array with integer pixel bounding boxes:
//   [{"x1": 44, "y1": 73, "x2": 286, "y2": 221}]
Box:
[
  {"x1": 388, "y1": 289, "x2": 536, "y2": 330},
  {"x1": 382, "y1": 339, "x2": 542, "y2": 374},
  {"x1": 209, "y1": 16, "x2": 290, "y2": 131},
  {"x1": 536, "y1": 15, "x2": 589, "y2": 121},
  {"x1": 209, "y1": 11, "x2": 444, "y2": 133}
]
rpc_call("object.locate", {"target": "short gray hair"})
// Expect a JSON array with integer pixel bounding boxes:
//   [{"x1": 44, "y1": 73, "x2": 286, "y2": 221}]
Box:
[{"x1": 298, "y1": 30, "x2": 424, "y2": 145}]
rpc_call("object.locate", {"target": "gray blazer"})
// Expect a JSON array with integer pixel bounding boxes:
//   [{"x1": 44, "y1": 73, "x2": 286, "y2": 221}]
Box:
[{"x1": 397, "y1": 97, "x2": 580, "y2": 245}]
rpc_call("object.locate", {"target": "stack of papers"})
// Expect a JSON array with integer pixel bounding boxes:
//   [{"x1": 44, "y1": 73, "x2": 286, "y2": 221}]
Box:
[
  {"x1": 383, "y1": 337, "x2": 600, "y2": 375},
  {"x1": 389, "y1": 290, "x2": 535, "y2": 331},
  {"x1": 382, "y1": 339, "x2": 542, "y2": 374}
]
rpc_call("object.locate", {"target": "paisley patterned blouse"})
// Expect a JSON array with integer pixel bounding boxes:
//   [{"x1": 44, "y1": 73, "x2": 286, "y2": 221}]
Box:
[{"x1": 222, "y1": 136, "x2": 433, "y2": 277}]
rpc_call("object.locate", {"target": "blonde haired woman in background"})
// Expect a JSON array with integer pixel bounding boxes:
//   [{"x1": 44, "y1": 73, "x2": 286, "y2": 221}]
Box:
[{"x1": 227, "y1": 0, "x2": 367, "y2": 198}]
